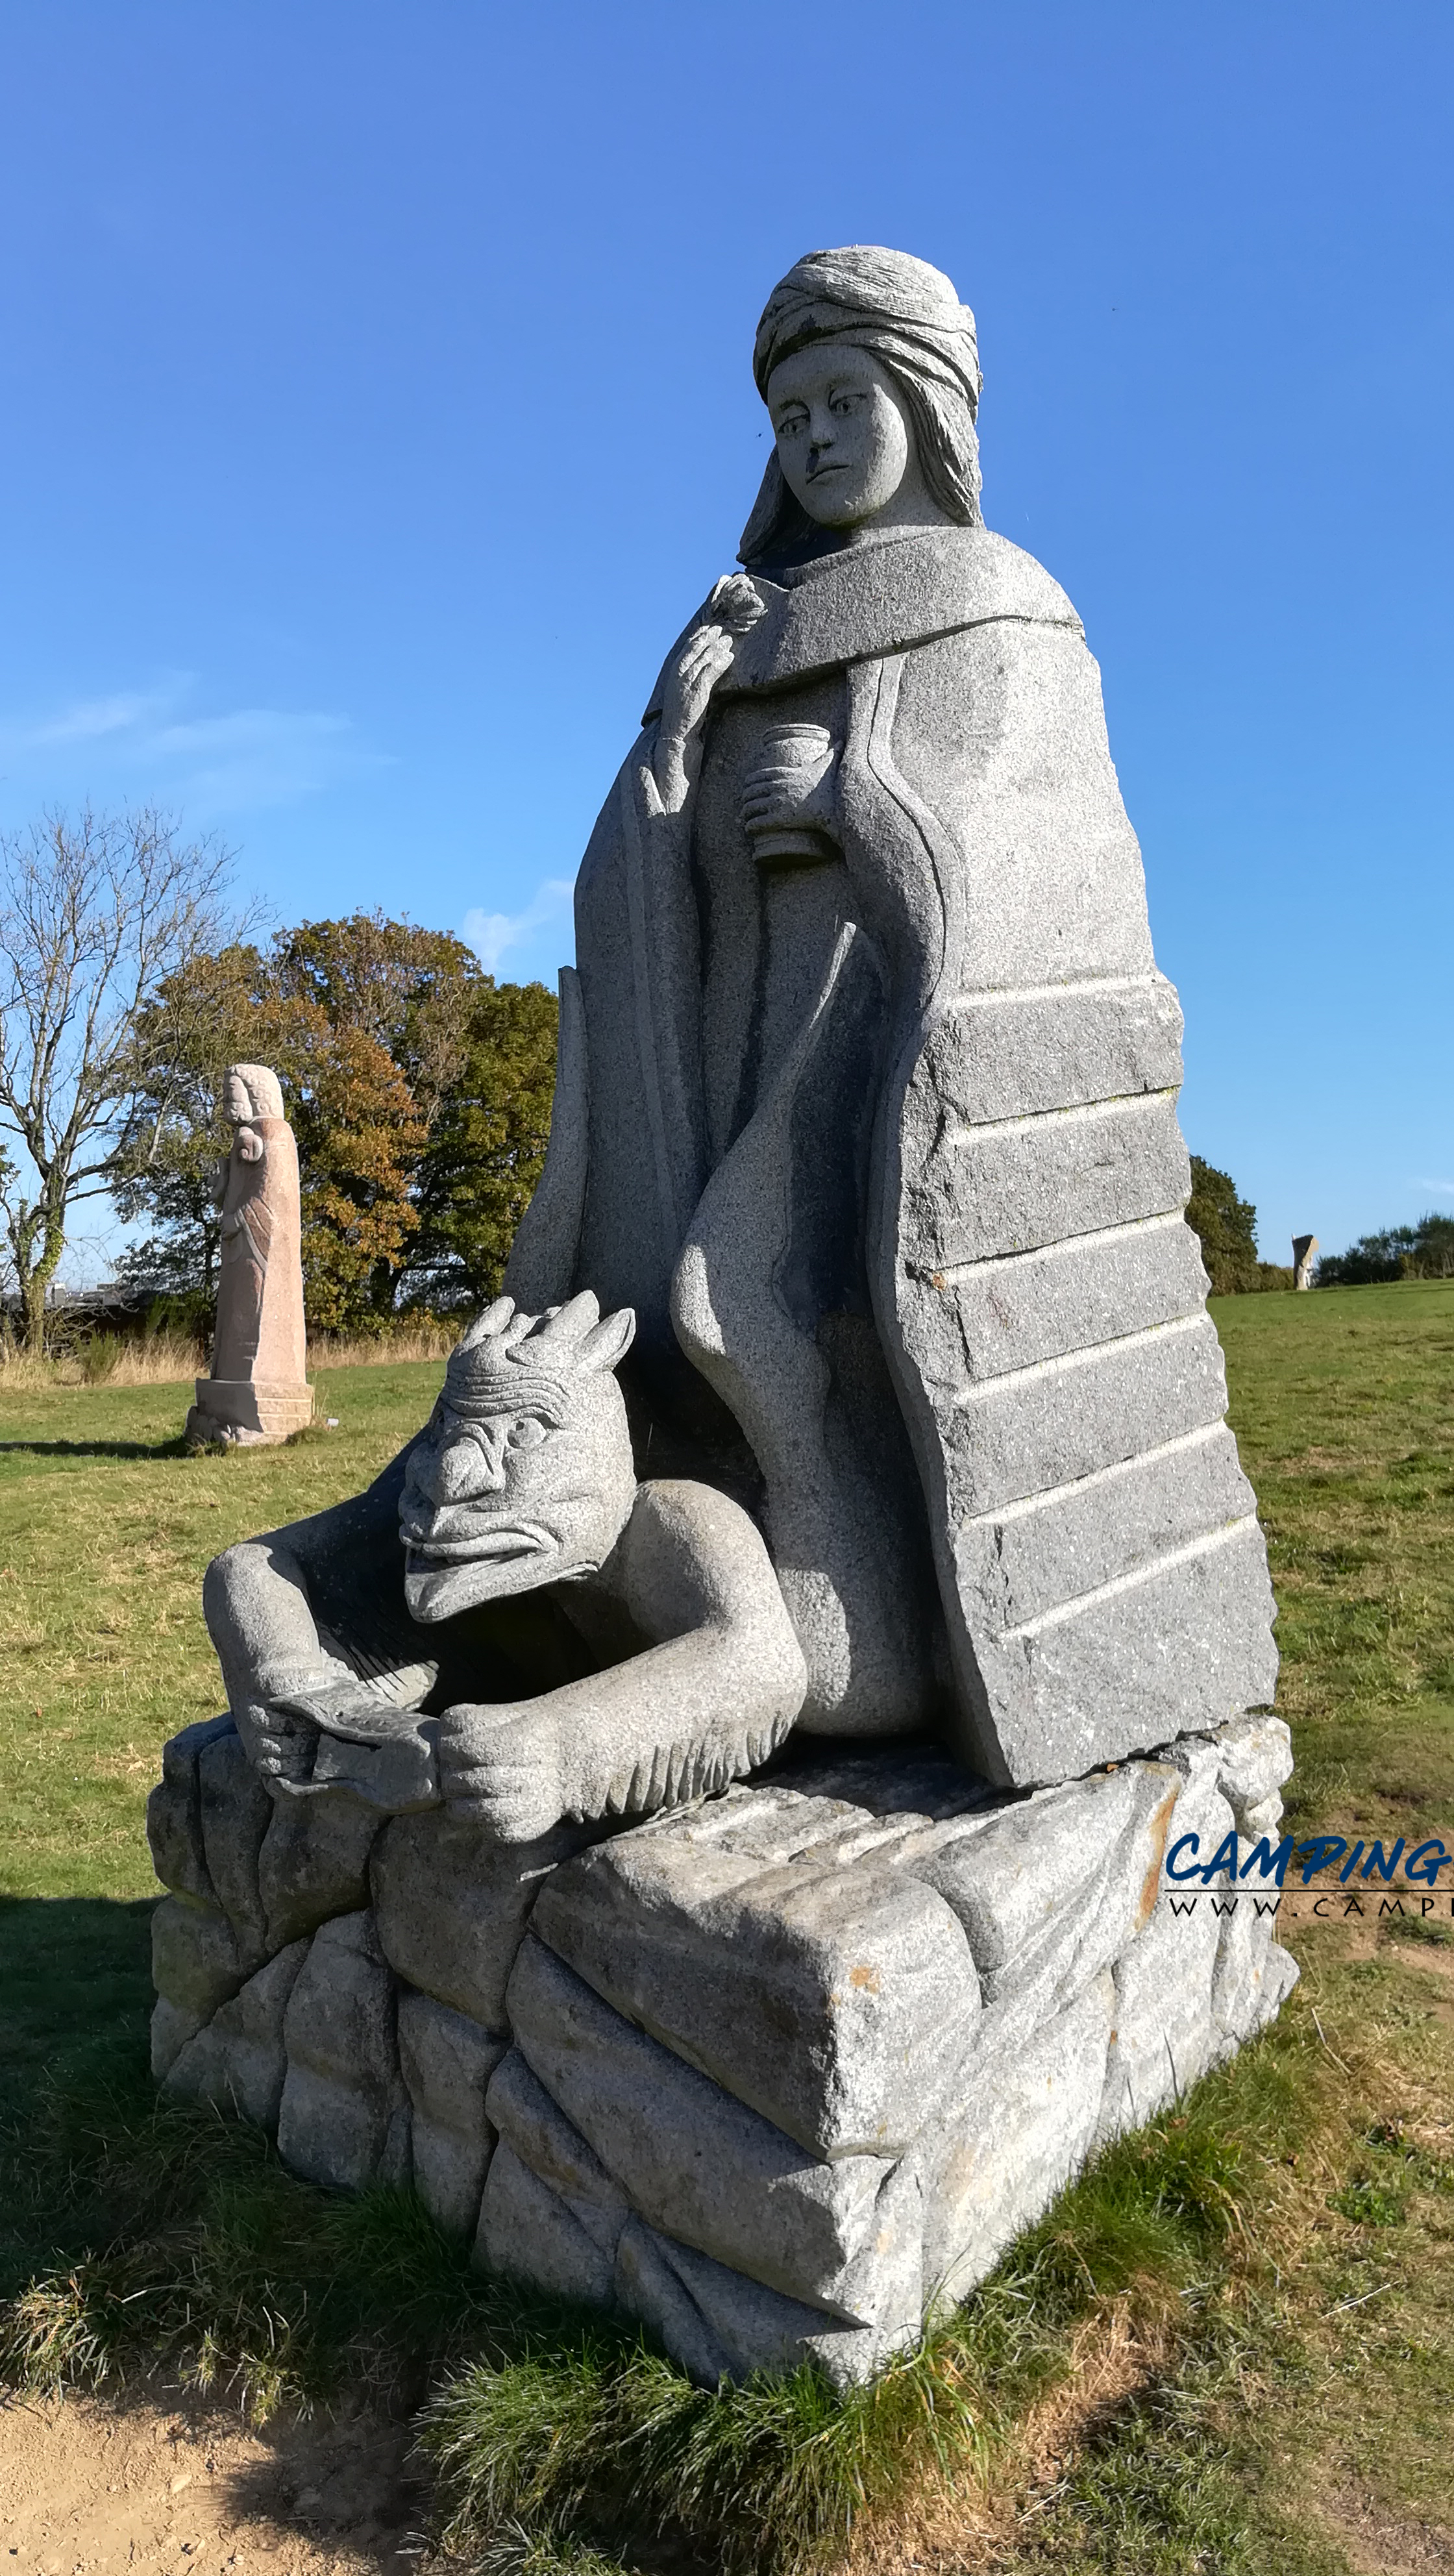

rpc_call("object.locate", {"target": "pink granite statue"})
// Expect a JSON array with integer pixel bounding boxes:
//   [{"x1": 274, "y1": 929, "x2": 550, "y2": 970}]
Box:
[{"x1": 186, "y1": 1063, "x2": 313, "y2": 1446}]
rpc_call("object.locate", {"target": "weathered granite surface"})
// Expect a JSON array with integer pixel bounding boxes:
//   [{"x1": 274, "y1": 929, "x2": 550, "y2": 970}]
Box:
[
  {"x1": 186, "y1": 1064, "x2": 313, "y2": 1446},
  {"x1": 561, "y1": 245, "x2": 1279, "y2": 1789},
  {"x1": 148, "y1": 1720, "x2": 1296, "y2": 2385},
  {"x1": 201, "y1": 1294, "x2": 806, "y2": 1844},
  {"x1": 147, "y1": 244, "x2": 1298, "y2": 2395}
]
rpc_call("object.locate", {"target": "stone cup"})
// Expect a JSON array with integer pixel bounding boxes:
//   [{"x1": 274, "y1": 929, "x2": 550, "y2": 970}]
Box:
[{"x1": 744, "y1": 722, "x2": 838, "y2": 867}]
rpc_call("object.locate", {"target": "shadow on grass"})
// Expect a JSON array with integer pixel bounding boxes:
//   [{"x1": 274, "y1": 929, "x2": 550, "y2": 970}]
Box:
[
  {"x1": 0, "y1": 2005, "x2": 1294, "y2": 2576},
  {"x1": 0, "y1": 1437, "x2": 191, "y2": 1461},
  {"x1": 0, "y1": 1893, "x2": 155, "y2": 2094}
]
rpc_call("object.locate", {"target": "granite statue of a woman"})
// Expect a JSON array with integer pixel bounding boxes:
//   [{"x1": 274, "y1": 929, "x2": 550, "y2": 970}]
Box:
[
  {"x1": 507, "y1": 243, "x2": 1277, "y2": 1791},
  {"x1": 160, "y1": 252, "x2": 1292, "y2": 2382},
  {"x1": 200, "y1": 245, "x2": 1276, "y2": 1841}
]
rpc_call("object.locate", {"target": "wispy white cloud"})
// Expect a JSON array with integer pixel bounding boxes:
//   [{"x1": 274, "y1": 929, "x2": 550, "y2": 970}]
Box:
[
  {"x1": 18, "y1": 686, "x2": 181, "y2": 747},
  {"x1": 1412, "y1": 1176, "x2": 1454, "y2": 1197},
  {"x1": 0, "y1": 676, "x2": 385, "y2": 815},
  {"x1": 463, "y1": 879, "x2": 573, "y2": 976}
]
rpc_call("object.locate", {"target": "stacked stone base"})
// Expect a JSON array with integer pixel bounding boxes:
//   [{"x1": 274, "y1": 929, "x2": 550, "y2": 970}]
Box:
[
  {"x1": 148, "y1": 1718, "x2": 1296, "y2": 2388},
  {"x1": 186, "y1": 1376, "x2": 315, "y2": 1447}
]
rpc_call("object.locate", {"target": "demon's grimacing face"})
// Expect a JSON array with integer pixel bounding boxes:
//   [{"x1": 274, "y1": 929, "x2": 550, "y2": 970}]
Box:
[{"x1": 399, "y1": 1293, "x2": 637, "y2": 1622}]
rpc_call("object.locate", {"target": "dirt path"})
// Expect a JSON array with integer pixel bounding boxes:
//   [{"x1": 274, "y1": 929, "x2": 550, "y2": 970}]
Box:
[{"x1": 0, "y1": 2388, "x2": 431, "y2": 2575}]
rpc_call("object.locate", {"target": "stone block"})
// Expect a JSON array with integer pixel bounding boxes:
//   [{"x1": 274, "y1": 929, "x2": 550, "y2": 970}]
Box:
[
  {"x1": 941, "y1": 1317, "x2": 1230, "y2": 1522},
  {"x1": 909, "y1": 1211, "x2": 1207, "y2": 1390},
  {"x1": 1092, "y1": 1790, "x2": 1229, "y2": 2151},
  {"x1": 189, "y1": 1376, "x2": 314, "y2": 1446},
  {"x1": 920, "y1": 974, "x2": 1185, "y2": 1132},
  {"x1": 532, "y1": 1785, "x2": 981, "y2": 2158},
  {"x1": 151, "y1": 1894, "x2": 249, "y2": 2026},
  {"x1": 147, "y1": 1715, "x2": 234, "y2": 1907},
  {"x1": 773, "y1": 1746, "x2": 995, "y2": 1823},
  {"x1": 371, "y1": 1808, "x2": 591, "y2": 2035},
  {"x1": 258, "y1": 1790, "x2": 382, "y2": 1951},
  {"x1": 506, "y1": 1935, "x2": 921, "y2": 2327},
  {"x1": 950, "y1": 1427, "x2": 1257, "y2": 1636},
  {"x1": 397, "y1": 1991, "x2": 508, "y2": 2239},
  {"x1": 164, "y1": 1940, "x2": 310, "y2": 2127},
  {"x1": 474, "y1": 2053, "x2": 629, "y2": 2305},
  {"x1": 908, "y1": 1091, "x2": 1189, "y2": 1272},
  {"x1": 1209, "y1": 1715, "x2": 1294, "y2": 1823},
  {"x1": 1238, "y1": 1794, "x2": 1285, "y2": 1843},
  {"x1": 920, "y1": 1978, "x2": 1114, "y2": 2305},
  {"x1": 904, "y1": 1763, "x2": 1180, "y2": 2043},
  {"x1": 1211, "y1": 1901, "x2": 1299, "y2": 2048},
  {"x1": 967, "y1": 1519, "x2": 1280, "y2": 1786},
  {"x1": 613, "y1": 2215, "x2": 908, "y2": 2390},
  {"x1": 474, "y1": 2140, "x2": 622, "y2": 2307},
  {"x1": 198, "y1": 1726, "x2": 273, "y2": 1964},
  {"x1": 486, "y1": 2042, "x2": 631, "y2": 2232},
  {"x1": 150, "y1": 1994, "x2": 204, "y2": 2081},
  {"x1": 906, "y1": 1766, "x2": 1172, "y2": 1983},
  {"x1": 277, "y1": 1911, "x2": 410, "y2": 2192}
]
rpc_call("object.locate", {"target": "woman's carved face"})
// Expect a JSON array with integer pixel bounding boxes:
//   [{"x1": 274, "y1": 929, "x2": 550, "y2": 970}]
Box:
[{"x1": 767, "y1": 345, "x2": 917, "y2": 529}]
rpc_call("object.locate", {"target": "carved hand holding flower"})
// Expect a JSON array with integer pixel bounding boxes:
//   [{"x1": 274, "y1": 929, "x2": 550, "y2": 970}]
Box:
[{"x1": 652, "y1": 575, "x2": 765, "y2": 815}]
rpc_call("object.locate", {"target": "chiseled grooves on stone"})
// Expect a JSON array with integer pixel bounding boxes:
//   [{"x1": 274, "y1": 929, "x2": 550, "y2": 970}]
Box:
[
  {"x1": 942, "y1": 1085, "x2": 1181, "y2": 1150},
  {"x1": 1000, "y1": 1514, "x2": 1260, "y2": 1641},
  {"x1": 926, "y1": 1207, "x2": 1187, "y2": 1290},
  {"x1": 950, "y1": 1308, "x2": 1206, "y2": 1407},
  {"x1": 956, "y1": 1418, "x2": 1226, "y2": 1526}
]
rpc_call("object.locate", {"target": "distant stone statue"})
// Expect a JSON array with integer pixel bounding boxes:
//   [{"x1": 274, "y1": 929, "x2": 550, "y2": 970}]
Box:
[
  {"x1": 1292, "y1": 1233, "x2": 1318, "y2": 1291},
  {"x1": 186, "y1": 1063, "x2": 313, "y2": 1446}
]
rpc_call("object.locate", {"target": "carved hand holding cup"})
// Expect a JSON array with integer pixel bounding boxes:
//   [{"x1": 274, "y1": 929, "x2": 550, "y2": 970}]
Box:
[{"x1": 741, "y1": 721, "x2": 839, "y2": 866}]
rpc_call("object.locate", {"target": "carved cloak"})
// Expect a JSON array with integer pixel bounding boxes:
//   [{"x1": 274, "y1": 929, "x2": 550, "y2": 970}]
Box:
[{"x1": 508, "y1": 523, "x2": 1277, "y2": 1789}]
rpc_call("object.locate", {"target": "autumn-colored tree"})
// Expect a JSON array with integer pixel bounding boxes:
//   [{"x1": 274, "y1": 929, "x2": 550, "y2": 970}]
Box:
[
  {"x1": 113, "y1": 913, "x2": 553, "y2": 1332},
  {"x1": 287, "y1": 1017, "x2": 425, "y2": 1331},
  {"x1": 406, "y1": 977, "x2": 559, "y2": 1307},
  {"x1": 269, "y1": 916, "x2": 484, "y2": 1323},
  {"x1": 114, "y1": 927, "x2": 432, "y2": 1330},
  {"x1": 270, "y1": 915, "x2": 483, "y2": 1128}
]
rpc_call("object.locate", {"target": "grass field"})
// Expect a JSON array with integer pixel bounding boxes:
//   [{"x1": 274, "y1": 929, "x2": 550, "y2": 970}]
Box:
[{"x1": 1, "y1": 1286, "x2": 1451, "y2": 2571}]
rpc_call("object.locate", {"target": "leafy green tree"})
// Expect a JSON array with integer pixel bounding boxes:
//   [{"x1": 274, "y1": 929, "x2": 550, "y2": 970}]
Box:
[
  {"x1": 114, "y1": 926, "x2": 430, "y2": 1332},
  {"x1": 113, "y1": 913, "x2": 558, "y2": 1330},
  {"x1": 1185, "y1": 1156, "x2": 1261, "y2": 1295},
  {"x1": 1317, "y1": 1212, "x2": 1454, "y2": 1285},
  {"x1": 406, "y1": 977, "x2": 558, "y2": 1308}
]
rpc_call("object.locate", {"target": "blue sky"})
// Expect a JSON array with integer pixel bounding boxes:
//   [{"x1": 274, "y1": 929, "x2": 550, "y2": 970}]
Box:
[{"x1": 1, "y1": 0, "x2": 1449, "y2": 1269}]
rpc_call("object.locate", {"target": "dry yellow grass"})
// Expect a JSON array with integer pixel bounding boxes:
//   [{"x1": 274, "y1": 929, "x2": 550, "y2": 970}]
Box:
[{"x1": 0, "y1": 1317, "x2": 460, "y2": 1391}]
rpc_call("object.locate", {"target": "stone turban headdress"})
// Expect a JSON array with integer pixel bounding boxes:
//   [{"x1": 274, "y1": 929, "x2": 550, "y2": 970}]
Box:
[
  {"x1": 227, "y1": 1063, "x2": 285, "y2": 1121},
  {"x1": 739, "y1": 245, "x2": 983, "y2": 568}
]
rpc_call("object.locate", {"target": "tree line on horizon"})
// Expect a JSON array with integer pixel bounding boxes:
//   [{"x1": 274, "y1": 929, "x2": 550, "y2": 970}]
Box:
[
  {"x1": 0, "y1": 807, "x2": 1444, "y2": 1355},
  {"x1": 1185, "y1": 1158, "x2": 1454, "y2": 1293},
  {"x1": 0, "y1": 806, "x2": 557, "y2": 1350}
]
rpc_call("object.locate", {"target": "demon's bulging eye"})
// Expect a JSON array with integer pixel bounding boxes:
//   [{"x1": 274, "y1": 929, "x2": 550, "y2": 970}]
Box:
[{"x1": 506, "y1": 1417, "x2": 548, "y2": 1454}]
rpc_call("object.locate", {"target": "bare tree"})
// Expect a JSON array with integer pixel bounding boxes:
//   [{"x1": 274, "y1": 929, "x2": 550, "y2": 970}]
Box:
[{"x1": 0, "y1": 806, "x2": 234, "y2": 1350}]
